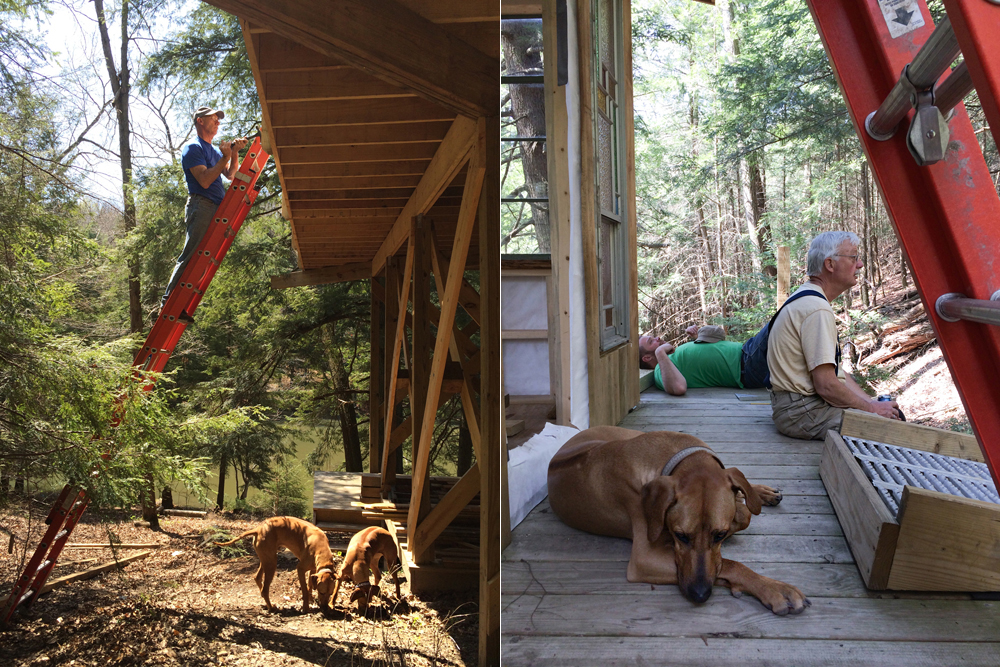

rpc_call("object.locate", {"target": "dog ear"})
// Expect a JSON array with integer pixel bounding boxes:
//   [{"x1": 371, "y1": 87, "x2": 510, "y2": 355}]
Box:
[
  {"x1": 308, "y1": 573, "x2": 318, "y2": 591},
  {"x1": 640, "y1": 476, "x2": 677, "y2": 543},
  {"x1": 726, "y1": 467, "x2": 762, "y2": 515}
]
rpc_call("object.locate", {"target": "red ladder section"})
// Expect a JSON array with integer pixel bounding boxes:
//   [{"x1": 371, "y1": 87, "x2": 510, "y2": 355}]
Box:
[
  {"x1": 2, "y1": 138, "x2": 271, "y2": 625},
  {"x1": 136, "y1": 136, "x2": 271, "y2": 372},
  {"x1": 805, "y1": 0, "x2": 1000, "y2": 487}
]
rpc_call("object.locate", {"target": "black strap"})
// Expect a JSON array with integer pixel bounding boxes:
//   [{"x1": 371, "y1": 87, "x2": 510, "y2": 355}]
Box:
[{"x1": 771, "y1": 287, "x2": 841, "y2": 367}]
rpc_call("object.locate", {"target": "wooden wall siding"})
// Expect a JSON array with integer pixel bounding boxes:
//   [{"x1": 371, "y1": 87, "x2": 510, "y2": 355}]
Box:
[
  {"x1": 577, "y1": 0, "x2": 640, "y2": 428},
  {"x1": 228, "y1": 0, "x2": 496, "y2": 276}
]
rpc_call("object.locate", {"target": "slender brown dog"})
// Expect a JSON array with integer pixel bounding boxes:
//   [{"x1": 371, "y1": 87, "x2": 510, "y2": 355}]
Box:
[
  {"x1": 547, "y1": 426, "x2": 810, "y2": 615},
  {"x1": 214, "y1": 516, "x2": 336, "y2": 613},
  {"x1": 332, "y1": 526, "x2": 402, "y2": 611}
]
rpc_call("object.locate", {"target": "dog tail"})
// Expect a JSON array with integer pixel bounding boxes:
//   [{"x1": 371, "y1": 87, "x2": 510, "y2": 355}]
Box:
[{"x1": 213, "y1": 529, "x2": 257, "y2": 546}]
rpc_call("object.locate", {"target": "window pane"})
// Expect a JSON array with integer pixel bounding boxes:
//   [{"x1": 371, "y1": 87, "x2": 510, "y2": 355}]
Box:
[
  {"x1": 598, "y1": 114, "x2": 613, "y2": 214},
  {"x1": 502, "y1": 83, "x2": 546, "y2": 139},
  {"x1": 502, "y1": 139, "x2": 548, "y2": 200},
  {"x1": 501, "y1": 18, "x2": 543, "y2": 77}
]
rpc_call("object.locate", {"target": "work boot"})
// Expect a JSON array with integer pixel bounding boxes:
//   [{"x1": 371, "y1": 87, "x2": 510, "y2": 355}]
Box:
[{"x1": 177, "y1": 310, "x2": 195, "y2": 325}]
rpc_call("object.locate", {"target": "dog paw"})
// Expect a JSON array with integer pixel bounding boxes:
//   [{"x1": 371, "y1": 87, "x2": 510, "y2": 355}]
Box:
[
  {"x1": 755, "y1": 485, "x2": 783, "y2": 506},
  {"x1": 761, "y1": 582, "x2": 809, "y2": 616}
]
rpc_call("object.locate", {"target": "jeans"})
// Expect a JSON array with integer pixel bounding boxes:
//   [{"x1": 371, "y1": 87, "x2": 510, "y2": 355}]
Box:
[{"x1": 161, "y1": 194, "x2": 218, "y2": 307}]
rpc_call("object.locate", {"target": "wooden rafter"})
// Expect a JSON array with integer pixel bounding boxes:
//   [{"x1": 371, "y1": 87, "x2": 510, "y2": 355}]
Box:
[
  {"x1": 407, "y1": 120, "x2": 486, "y2": 558},
  {"x1": 269, "y1": 262, "x2": 371, "y2": 288},
  {"x1": 202, "y1": 0, "x2": 494, "y2": 118},
  {"x1": 372, "y1": 116, "x2": 477, "y2": 274}
]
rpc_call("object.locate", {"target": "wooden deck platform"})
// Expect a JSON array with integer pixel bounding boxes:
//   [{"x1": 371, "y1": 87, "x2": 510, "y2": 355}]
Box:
[{"x1": 501, "y1": 387, "x2": 1000, "y2": 665}]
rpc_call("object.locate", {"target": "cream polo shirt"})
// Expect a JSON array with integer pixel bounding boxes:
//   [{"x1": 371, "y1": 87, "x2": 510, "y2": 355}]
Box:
[{"x1": 766, "y1": 282, "x2": 844, "y2": 396}]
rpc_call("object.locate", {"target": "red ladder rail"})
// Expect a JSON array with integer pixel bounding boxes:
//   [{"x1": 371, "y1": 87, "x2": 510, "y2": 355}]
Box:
[
  {"x1": 1, "y1": 485, "x2": 89, "y2": 625},
  {"x1": 135, "y1": 136, "x2": 271, "y2": 374},
  {"x1": 805, "y1": 0, "x2": 1000, "y2": 487}
]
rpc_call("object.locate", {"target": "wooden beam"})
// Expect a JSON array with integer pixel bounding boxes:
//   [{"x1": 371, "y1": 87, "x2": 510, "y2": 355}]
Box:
[
  {"x1": 372, "y1": 116, "x2": 477, "y2": 274},
  {"x1": 380, "y1": 236, "x2": 415, "y2": 493},
  {"x1": 274, "y1": 121, "x2": 453, "y2": 148},
  {"x1": 478, "y1": 115, "x2": 501, "y2": 667},
  {"x1": 370, "y1": 270, "x2": 384, "y2": 473},
  {"x1": 407, "y1": 126, "x2": 486, "y2": 558},
  {"x1": 410, "y1": 216, "x2": 435, "y2": 564},
  {"x1": 409, "y1": 462, "x2": 481, "y2": 555},
  {"x1": 200, "y1": 0, "x2": 494, "y2": 117},
  {"x1": 269, "y1": 97, "x2": 453, "y2": 128},
  {"x1": 270, "y1": 262, "x2": 371, "y2": 288},
  {"x1": 39, "y1": 551, "x2": 152, "y2": 596}
]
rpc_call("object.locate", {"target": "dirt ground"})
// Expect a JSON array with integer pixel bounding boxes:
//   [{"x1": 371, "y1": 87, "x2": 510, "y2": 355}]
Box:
[{"x1": 0, "y1": 507, "x2": 478, "y2": 667}]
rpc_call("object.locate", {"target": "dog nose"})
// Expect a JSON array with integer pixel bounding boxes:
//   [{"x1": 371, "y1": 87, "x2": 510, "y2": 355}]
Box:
[{"x1": 687, "y1": 580, "x2": 713, "y2": 603}]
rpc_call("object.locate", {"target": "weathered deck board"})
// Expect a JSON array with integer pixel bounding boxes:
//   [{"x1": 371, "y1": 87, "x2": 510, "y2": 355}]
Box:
[
  {"x1": 502, "y1": 637, "x2": 1000, "y2": 666},
  {"x1": 501, "y1": 387, "x2": 1000, "y2": 666},
  {"x1": 502, "y1": 594, "x2": 1000, "y2": 641}
]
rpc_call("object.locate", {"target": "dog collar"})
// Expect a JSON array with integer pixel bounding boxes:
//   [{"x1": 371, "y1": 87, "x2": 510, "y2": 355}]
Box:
[
  {"x1": 661, "y1": 446, "x2": 722, "y2": 476},
  {"x1": 316, "y1": 567, "x2": 333, "y2": 576}
]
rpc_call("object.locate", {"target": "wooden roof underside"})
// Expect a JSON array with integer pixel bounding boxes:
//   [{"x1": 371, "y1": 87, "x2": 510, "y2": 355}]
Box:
[{"x1": 212, "y1": 0, "x2": 499, "y2": 278}]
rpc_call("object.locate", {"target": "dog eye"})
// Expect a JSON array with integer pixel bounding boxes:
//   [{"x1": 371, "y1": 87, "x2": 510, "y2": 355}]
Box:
[
  {"x1": 673, "y1": 532, "x2": 690, "y2": 545},
  {"x1": 713, "y1": 531, "x2": 727, "y2": 543}
]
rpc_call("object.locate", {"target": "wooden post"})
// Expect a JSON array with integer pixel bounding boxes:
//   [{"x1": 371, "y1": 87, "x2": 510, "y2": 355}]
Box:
[
  {"x1": 478, "y1": 114, "x2": 501, "y2": 667},
  {"x1": 410, "y1": 215, "x2": 434, "y2": 564},
  {"x1": 776, "y1": 245, "x2": 791, "y2": 308},
  {"x1": 369, "y1": 270, "x2": 384, "y2": 473}
]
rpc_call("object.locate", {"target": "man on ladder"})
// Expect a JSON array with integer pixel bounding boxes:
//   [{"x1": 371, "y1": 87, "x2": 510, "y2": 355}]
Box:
[{"x1": 156, "y1": 106, "x2": 247, "y2": 324}]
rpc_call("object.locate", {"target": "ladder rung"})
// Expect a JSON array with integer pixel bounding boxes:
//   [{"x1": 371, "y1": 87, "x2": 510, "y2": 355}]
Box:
[
  {"x1": 54, "y1": 529, "x2": 68, "y2": 541},
  {"x1": 35, "y1": 560, "x2": 51, "y2": 575},
  {"x1": 18, "y1": 590, "x2": 34, "y2": 607}
]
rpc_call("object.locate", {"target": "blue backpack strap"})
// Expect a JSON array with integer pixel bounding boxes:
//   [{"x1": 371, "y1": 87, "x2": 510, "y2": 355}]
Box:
[{"x1": 773, "y1": 287, "x2": 840, "y2": 366}]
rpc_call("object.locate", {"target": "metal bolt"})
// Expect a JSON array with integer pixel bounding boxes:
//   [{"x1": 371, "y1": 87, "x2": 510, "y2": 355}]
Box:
[{"x1": 925, "y1": 129, "x2": 936, "y2": 139}]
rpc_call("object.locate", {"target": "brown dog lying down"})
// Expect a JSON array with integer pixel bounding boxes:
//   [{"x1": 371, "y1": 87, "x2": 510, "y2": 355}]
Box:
[
  {"x1": 215, "y1": 516, "x2": 336, "y2": 613},
  {"x1": 547, "y1": 426, "x2": 810, "y2": 615},
  {"x1": 332, "y1": 526, "x2": 402, "y2": 611}
]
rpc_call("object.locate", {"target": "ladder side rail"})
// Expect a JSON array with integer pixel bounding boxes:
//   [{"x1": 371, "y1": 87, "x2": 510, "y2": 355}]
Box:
[
  {"x1": 1, "y1": 485, "x2": 79, "y2": 624},
  {"x1": 805, "y1": 0, "x2": 1000, "y2": 488},
  {"x1": 22, "y1": 490, "x2": 91, "y2": 609}
]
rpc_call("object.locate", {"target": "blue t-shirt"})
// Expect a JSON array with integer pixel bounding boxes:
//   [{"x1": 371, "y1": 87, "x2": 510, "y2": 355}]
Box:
[{"x1": 181, "y1": 138, "x2": 226, "y2": 204}]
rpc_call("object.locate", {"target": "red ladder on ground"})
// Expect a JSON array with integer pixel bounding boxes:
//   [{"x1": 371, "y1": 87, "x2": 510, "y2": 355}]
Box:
[
  {"x1": 806, "y1": 0, "x2": 1000, "y2": 489},
  {"x1": 1, "y1": 138, "x2": 271, "y2": 625}
]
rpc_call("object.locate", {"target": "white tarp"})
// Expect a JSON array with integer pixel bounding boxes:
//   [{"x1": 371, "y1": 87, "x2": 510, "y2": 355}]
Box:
[{"x1": 508, "y1": 422, "x2": 580, "y2": 529}]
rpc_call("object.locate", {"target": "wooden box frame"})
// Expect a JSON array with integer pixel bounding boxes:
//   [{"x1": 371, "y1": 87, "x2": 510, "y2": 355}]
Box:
[{"x1": 821, "y1": 410, "x2": 1000, "y2": 591}]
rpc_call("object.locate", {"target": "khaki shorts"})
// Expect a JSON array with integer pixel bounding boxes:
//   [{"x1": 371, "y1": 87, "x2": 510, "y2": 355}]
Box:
[{"x1": 769, "y1": 390, "x2": 843, "y2": 441}]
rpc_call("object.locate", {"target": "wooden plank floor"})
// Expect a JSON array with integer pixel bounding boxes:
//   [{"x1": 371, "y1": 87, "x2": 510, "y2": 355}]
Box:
[{"x1": 501, "y1": 387, "x2": 1000, "y2": 666}]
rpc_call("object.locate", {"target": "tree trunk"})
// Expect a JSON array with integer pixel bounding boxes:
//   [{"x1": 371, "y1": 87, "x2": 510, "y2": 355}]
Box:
[
  {"x1": 216, "y1": 455, "x2": 227, "y2": 510},
  {"x1": 324, "y1": 323, "x2": 364, "y2": 472},
  {"x1": 95, "y1": 0, "x2": 141, "y2": 334},
  {"x1": 861, "y1": 161, "x2": 871, "y2": 307},
  {"x1": 501, "y1": 21, "x2": 549, "y2": 251},
  {"x1": 140, "y1": 472, "x2": 160, "y2": 530},
  {"x1": 457, "y1": 421, "x2": 473, "y2": 476}
]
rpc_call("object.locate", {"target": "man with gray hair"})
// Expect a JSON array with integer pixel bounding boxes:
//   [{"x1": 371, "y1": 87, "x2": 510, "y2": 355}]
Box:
[{"x1": 767, "y1": 230, "x2": 900, "y2": 439}]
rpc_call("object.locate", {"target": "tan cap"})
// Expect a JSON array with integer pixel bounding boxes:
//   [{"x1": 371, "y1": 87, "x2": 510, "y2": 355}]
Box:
[
  {"x1": 194, "y1": 106, "x2": 224, "y2": 120},
  {"x1": 694, "y1": 325, "x2": 726, "y2": 344}
]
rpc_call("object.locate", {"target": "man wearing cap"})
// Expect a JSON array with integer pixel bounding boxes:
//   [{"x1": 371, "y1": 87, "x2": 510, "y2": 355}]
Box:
[
  {"x1": 156, "y1": 106, "x2": 248, "y2": 323},
  {"x1": 639, "y1": 325, "x2": 747, "y2": 396}
]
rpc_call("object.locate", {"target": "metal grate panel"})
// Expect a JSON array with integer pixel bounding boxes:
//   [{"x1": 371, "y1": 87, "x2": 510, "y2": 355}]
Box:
[{"x1": 842, "y1": 435, "x2": 1000, "y2": 518}]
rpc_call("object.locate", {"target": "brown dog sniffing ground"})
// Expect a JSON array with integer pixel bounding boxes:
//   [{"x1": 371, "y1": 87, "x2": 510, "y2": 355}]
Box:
[
  {"x1": 547, "y1": 426, "x2": 810, "y2": 615},
  {"x1": 332, "y1": 526, "x2": 402, "y2": 612},
  {"x1": 214, "y1": 516, "x2": 336, "y2": 613}
]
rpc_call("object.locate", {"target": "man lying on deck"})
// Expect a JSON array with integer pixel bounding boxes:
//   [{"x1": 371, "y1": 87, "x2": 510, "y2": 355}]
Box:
[
  {"x1": 639, "y1": 325, "x2": 756, "y2": 396},
  {"x1": 767, "y1": 230, "x2": 900, "y2": 440}
]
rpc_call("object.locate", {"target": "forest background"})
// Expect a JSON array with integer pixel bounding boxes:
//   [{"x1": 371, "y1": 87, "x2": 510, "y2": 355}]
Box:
[
  {"x1": 3, "y1": 0, "x2": 997, "y2": 522},
  {"x1": 0, "y1": 0, "x2": 477, "y2": 527}
]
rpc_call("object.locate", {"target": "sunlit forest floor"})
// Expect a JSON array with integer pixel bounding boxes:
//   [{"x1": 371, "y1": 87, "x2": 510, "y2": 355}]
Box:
[{"x1": 0, "y1": 510, "x2": 478, "y2": 666}]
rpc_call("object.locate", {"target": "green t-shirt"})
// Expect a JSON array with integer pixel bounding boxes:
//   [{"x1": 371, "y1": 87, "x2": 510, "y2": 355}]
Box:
[{"x1": 654, "y1": 340, "x2": 744, "y2": 390}]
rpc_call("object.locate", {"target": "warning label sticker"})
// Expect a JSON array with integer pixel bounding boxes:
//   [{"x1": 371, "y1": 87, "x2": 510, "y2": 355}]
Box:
[{"x1": 877, "y1": 0, "x2": 925, "y2": 39}]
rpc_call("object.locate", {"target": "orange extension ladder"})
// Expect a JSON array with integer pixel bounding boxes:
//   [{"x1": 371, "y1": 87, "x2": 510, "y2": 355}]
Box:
[
  {"x1": 805, "y1": 0, "x2": 1000, "y2": 491},
  {"x1": 1, "y1": 138, "x2": 271, "y2": 625}
]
